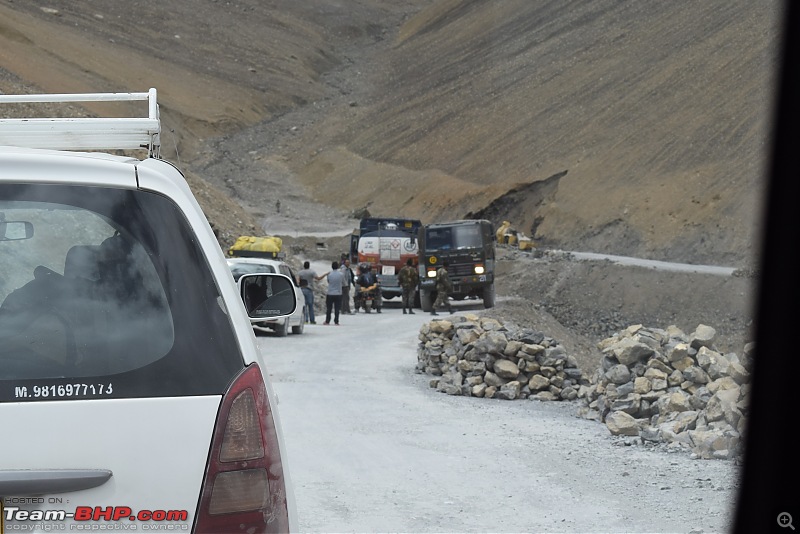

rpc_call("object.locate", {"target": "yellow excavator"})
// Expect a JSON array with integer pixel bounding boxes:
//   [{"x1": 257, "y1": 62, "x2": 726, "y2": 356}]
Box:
[{"x1": 495, "y1": 221, "x2": 535, "y2": 251}]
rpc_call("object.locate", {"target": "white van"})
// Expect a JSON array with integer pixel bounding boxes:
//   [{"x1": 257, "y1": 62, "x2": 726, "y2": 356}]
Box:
[{"x1": 0, "y1": 89, "x2": 298, "y2": 533}]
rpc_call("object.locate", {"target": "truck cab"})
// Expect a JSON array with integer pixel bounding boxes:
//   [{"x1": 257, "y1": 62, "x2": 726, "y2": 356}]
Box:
[{"x1": 418, "y1": 219, "x2": 496, "y2": 311}]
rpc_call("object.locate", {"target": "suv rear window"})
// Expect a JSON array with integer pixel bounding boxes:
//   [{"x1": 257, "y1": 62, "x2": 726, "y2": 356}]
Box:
[{"x1": 0, "y1": 183, "x2": 243, "y2": 402}]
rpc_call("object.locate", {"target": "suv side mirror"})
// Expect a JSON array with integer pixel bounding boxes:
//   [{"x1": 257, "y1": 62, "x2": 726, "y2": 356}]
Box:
[{"x1": 238, "y1": 273, "x2": 297, "y2": 319}]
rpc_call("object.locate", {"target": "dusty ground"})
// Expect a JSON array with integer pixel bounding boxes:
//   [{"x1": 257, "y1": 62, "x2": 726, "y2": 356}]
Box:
[{"x1": 0, "y1": 0, "x2": 765, "y2": 372}]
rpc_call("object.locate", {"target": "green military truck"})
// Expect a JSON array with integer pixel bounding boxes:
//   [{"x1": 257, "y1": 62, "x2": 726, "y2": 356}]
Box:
[{"x1": 417, "y1": 219, "x2": 496, "y2": 311}]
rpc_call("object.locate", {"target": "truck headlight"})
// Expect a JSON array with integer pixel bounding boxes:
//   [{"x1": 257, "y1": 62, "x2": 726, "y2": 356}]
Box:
[
  {"x1": 427, "y1": 270, "x2": 437, "y2": 278},
  {"x1": 474, "y1": 265, "x2": 485, "y2": 274}
]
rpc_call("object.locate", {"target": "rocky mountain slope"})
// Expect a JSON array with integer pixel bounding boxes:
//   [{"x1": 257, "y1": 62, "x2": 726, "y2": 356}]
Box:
[
  {"x1": 0, "y1": 0, "x2": 781, "y2": 266},
  {"x1": 0, "y1": 0, "x2": 773, "y2": 358},
  {"x1": 285, "y1": 1, "x2": 780, "y2": 268}
]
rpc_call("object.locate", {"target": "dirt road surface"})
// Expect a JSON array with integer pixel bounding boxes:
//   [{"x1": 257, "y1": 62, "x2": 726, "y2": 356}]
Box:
[{"x1": 256, "y1": 305, "x2": 739, "y2": 533}]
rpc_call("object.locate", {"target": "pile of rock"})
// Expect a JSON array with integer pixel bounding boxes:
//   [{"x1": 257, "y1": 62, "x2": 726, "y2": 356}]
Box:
[
  {"x1": 577, "y1": 324, "x2": 753, "y2": 460},
  {"x1": 416, "y1": 315, "x2": 586, "y2": 400}
]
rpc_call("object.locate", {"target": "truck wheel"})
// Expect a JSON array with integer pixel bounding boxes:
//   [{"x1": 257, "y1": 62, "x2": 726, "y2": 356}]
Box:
[
  {"x1": 482, "y1": 284, "x2": 496, "y2": 308},
  {"x1": 420, "y1": 290, "x2": 433, "y2": 312},
  {"x1": 413, "y1": 289, "x2": 421, "y2": 309}
]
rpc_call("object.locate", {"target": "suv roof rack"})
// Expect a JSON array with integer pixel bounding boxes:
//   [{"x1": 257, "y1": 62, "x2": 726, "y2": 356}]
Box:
[{"x1": 0, "y1": 88, "x2": 161, "y2": 157}]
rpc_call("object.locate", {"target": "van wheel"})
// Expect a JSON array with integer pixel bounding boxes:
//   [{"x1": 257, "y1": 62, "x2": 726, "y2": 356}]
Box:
[
  {"x1": 274, "y1": 317, "x2": 289, "y2": 337},
  {"x1": 291, "y1": 309, "x2": 305, "y2": 334}
]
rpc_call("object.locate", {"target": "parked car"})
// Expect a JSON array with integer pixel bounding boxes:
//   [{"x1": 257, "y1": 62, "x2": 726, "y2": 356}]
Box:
[
  {"x1": 226, "y1": 257, "x2": 306, "y2": 336},
  {"x1": 0, "y1": 89, "x2": 297, "y2": 533}
]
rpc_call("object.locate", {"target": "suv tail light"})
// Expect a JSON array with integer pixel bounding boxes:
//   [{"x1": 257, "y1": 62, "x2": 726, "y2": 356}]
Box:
[{"x1": 194, "y1": 364, "x2": 289, "y2": 533}]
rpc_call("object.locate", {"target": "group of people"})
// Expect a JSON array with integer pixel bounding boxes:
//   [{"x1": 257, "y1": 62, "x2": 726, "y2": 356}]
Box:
[
  {"x1": 296, "y1": 259, "x2": 345, "y2": 326},
  {"x1": 296, "y1": 256, "x2": 454, "y2": 325},
  {"x1": 296, "y1": 258, "x2": 358, "y2": 326}
]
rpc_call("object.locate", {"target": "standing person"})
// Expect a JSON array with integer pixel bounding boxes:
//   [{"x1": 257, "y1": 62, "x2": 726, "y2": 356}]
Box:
[
  {"x1": 298, "y1": 278, "x2": 314, "y2": 323},
  {"x1": 297, "y1": 260, "x2": 324, "y2": 324},
  {"x1": 431, "y1": 260, "x2": 454, "y2": 315},
  {"x1": 398, "y1": 258, "x2": 419, "y2": 314},
  {"x1": 323, "y1": 261, "x2": 345, "y2": 325},
  {"x1": 367, "y1": 264, "x2": 383, "y2": 313},
  {"x1": 340, "y1": 258, "x2": 355, "y2": 314},
  {"x1": 353, "y1": 264, "x2": 363, "y2": 313}
]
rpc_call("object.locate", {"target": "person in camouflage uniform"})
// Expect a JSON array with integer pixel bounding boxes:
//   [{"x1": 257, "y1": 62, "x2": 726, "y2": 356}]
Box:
[
  {"x1": 431, "y1": 260, "x2": 454, "y2": 315},
  {"x1": 398, "y1": 258, "x2": 419, "y2": 314}
]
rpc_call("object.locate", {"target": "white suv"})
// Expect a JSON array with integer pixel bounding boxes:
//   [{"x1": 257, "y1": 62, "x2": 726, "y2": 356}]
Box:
[
  {"x1": 227, "y1": 257, "x2": 306, "y2": 336},
  {"x1": 0, "y1": 90, "x2": 298, "y2": 532}
]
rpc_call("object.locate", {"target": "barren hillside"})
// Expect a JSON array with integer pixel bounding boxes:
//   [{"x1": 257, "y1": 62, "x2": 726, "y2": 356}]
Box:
[
  {"x1": 287, "y1": 1, "x2": 780, "y2": 267},
  {"x1": 0, "y1": 0, "x2": 781, "y2": 268}
]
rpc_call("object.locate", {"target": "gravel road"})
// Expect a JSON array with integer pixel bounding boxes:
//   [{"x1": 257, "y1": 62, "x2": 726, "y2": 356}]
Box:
[{"x1": 256, "y1": 303, "x2": 740, "y2": 533}]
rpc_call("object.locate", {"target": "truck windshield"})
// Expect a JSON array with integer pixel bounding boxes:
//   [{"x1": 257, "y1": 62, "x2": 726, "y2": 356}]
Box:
[{"x1": 425, "y1": 225, "x2": 482, "y2": 251}]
